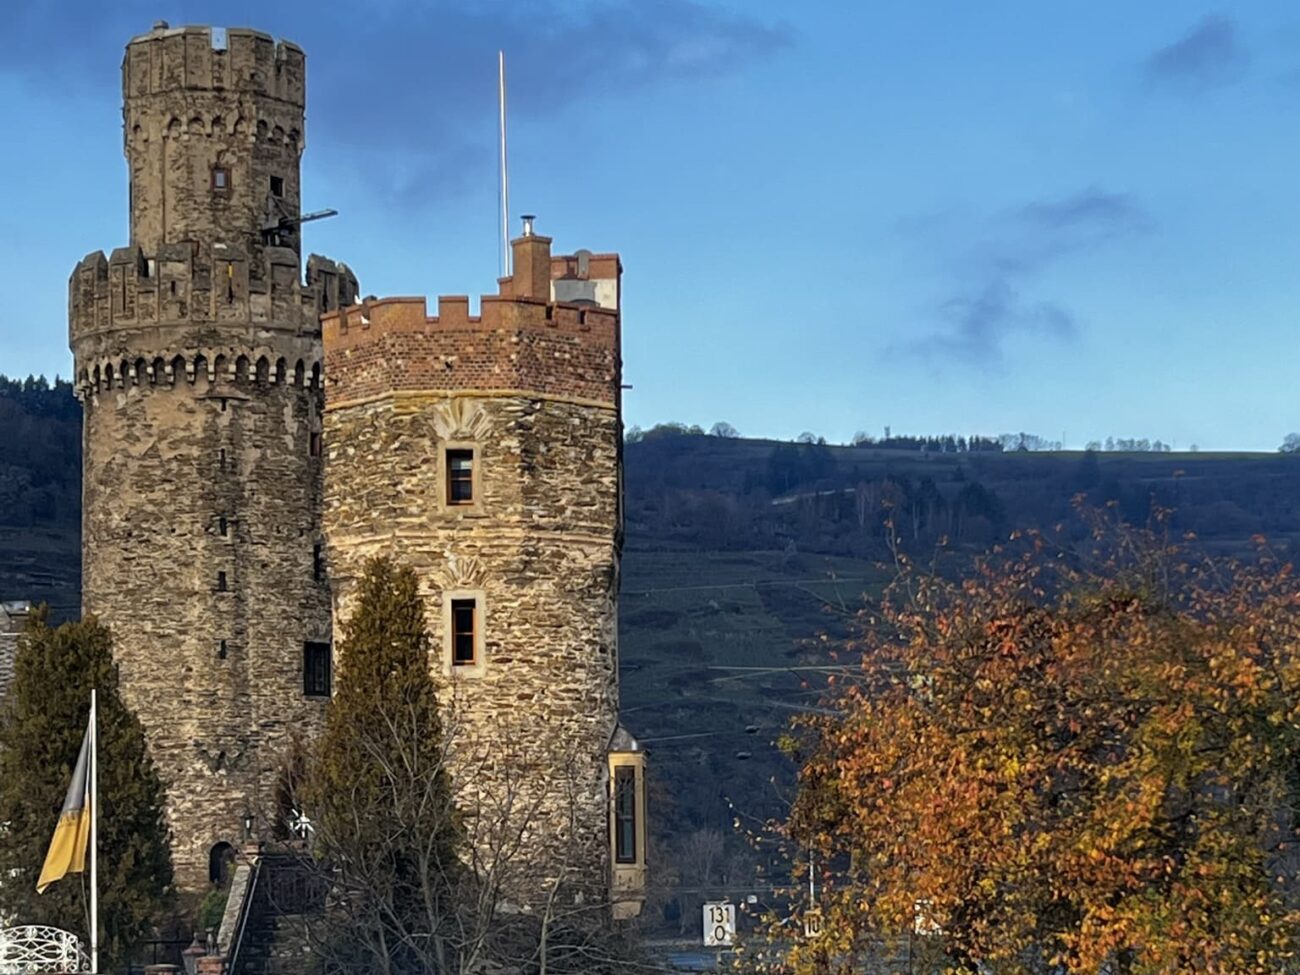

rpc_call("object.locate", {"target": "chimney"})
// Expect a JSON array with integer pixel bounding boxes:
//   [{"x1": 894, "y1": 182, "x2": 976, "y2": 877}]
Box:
[{"x1": 509, "y1": 214, "x2": 551, "y2": 300}]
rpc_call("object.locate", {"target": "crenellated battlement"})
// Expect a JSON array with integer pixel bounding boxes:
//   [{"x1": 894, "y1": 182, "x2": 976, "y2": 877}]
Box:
[
  {"x1": 321, "y1": 293, "x2": 619, "y2": 407},
  {"x1": 322, "y1": 293, "x2": 618, "y2": 347},
  {"x1": 124, "y1": 24, "x2": 304, "y2": 107},
  {"x1": 69, "y1": 244, "x2": 357, "y2": 351},
  {"x1": 322, "y1": 229, "x2": 621, "y2": 407}
]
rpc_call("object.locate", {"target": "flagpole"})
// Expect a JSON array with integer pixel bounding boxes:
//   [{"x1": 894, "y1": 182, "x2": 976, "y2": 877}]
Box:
[
  {"x1": 89, "y1": 688, "x2": 98, "y2": 975},
  {"x1": 498, "y1": 49, "x2": 510, "y2": 277}
]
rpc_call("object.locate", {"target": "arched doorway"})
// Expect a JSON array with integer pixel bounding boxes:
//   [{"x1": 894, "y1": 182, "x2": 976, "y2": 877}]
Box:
[{"x1": 208, "y1": 842, "x2": 235, "y2": 887}]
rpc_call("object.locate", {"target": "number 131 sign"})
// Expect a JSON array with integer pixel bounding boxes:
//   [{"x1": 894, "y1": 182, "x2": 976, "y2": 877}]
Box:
[{"x1": 703, "y1": 902, "x2": 736, "y2": 946}]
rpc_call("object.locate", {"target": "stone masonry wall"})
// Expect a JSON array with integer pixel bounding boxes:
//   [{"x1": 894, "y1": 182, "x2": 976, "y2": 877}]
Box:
[
  {"x1": 123, "y1": 24, "x2": 306, "y2": 256},
  {"x1": 81, "y1": 365, "x2": 333, "y2": 887},
  {"x1": 73, "y1": 23, "x2": 351, "y2": 891},
  {"x1": 321, "y1": 392, "x2": 621, "y2": 902}
]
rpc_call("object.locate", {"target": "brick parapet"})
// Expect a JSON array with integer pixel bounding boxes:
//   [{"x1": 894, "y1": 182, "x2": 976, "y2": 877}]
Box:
[{"x1": 321, "y1": 293, "x2": 620, "y2": 406}]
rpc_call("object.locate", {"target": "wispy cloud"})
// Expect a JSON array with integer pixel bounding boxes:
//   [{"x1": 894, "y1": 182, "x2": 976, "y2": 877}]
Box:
[
  {"x1": 1143, "y1": 15, "x2": 1247, "y2": 93},
  {"x1": 4, "y1": 1, "x2": 792, "y2": 206},
  {"x1": 899, "y1": 189, "x2": 1151, "y2": 366}
]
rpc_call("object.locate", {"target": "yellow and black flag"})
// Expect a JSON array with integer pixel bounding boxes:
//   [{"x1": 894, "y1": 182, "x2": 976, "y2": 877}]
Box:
[{"x1": 36, "y1": 714, "x2": 92, "y2": 894}]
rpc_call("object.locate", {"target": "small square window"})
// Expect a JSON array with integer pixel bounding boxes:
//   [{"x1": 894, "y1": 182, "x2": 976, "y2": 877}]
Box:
[
  {"x1": 303, "y1": 641, "x2": 331, "y2": 697},
  {"x1": 451, "y1": 599, "x2": 477, "y2": 666},
  {"x1": 270, "y1": 175, "x2": 284, "y2": 198},
  {"x1": 446, "y1": 449, "x2": 474, "y2": 506},
  {"x1": 211, "y1": 166, "x2": 230, "y2": 193}
]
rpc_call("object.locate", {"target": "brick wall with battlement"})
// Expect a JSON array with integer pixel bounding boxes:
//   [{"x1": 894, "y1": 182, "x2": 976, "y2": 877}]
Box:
[{"x1": 320, "y1": 227, "x2": 626, "y2": 906}]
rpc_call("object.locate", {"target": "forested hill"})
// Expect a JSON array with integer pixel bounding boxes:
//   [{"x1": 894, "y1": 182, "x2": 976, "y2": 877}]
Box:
[
  {"x1": 6, "y1": 379, "x2": 1300, "y2": 927},
  {"x1": 0, "y1": 377, "x2": 80, "y2": 619}
]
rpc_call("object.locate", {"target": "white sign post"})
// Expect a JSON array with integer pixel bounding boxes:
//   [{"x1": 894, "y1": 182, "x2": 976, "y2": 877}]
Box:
[{"x1": 702, "y1": 902, "x2": 735, "y2": 947}]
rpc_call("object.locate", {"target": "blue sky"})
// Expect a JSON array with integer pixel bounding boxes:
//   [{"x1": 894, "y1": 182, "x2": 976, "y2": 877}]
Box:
[{"x1": 4, "y1": 2, "x2": 1299, "y2": 450}]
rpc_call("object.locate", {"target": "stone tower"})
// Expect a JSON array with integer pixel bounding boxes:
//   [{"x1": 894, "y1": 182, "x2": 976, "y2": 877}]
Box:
[
  {"x1": 321, "y1": 227, "x2": 646, "y2": 912},
  {"x1": 69, "y1": 23, "x2": 356, "y2": 889}
]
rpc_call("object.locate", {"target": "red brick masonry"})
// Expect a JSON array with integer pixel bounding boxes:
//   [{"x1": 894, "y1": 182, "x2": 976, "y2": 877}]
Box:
[{"x1": 322, "y1": 290, "x2": 620, "y2": 406}]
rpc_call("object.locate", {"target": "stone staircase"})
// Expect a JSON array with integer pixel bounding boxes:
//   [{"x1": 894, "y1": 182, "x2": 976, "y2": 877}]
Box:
[{"x1": 218, "y1": 847, "x2": 322, "y2": 975}]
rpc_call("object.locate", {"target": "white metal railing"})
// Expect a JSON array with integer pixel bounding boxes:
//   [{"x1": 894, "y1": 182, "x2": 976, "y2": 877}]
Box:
[{"x1": 0, "y1": 926, "x2": 88, "y2": 974}]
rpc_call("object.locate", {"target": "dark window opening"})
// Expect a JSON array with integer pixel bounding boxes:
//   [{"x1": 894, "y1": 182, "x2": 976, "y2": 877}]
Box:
[
  {"x1": 270, "y1": 175, "x2": 285, "y2": 198},
  {"x1": 217, "y1": 571, "x2": 228, "y2": 592},
  {"x1": 451, "y1": 599, "x2": 477, "y2": 666},
  {"x1": 169, "y1": 280, "x2": 177, "y2": 296},
  {"x1": 312, "y1": 543, "x2": 324, "y2": 582},
  {"x1": 303, "y1": 642, "x2": 331, "y2": 697},
  {"x1": 219, "y1": 515, "x2": 228, "y2": 537},
  {"x1": 211, "y1": 166, "x2": 230, "y2": 193},
  {"x1": 446, "y1": 449, "x2": 474, "y2": 505},
  {"x1": 218, "y1": 640, "x2": 228, "y2": 660},
  {"x1": 218, "y1": 447, "x2": 227, "y2": 469},
  {"x1": 614, "y1": 766, "x2": 637, "y2": 864},
  {"x1": 309, "y1": 430, "x2": 322, "y2": 458},
  {"x1": 209, "y1": 842, "x2": 236, "y2": 887}
]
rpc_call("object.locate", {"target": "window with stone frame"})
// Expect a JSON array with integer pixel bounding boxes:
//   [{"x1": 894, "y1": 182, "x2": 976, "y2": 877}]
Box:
[
  {"x1": 614, "y1": 765, "x2": 638, "y2": 864},
  {"x1": 211, "y1": 165, "x2": 231, "y2": 195},
  {"x1": 442, "y1": 590, "x2": 487, "y2": 676},
  {"x1": 451, "y1": 599, "x2": 477, "y2": 666},
  {"x1": 303, "y1": 641, "x2": 331, "y2": 697},
  {"x1": 445, "y1": 448, "x2": 475, "y2": 506}
]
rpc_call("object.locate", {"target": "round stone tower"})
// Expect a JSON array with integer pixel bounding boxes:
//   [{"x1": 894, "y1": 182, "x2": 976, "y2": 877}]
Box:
[
  {"x1": 69, "y1": 23, "x2": 357, "y2": 889},
  {"x1": 320, "y1": 228, "x2": 642, "y2": 909}
]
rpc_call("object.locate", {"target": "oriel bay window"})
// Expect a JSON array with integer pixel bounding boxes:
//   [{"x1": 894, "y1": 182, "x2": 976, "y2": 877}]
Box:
[
  {"x1": 614, "y1": 765, "x2": 638, "y2": 864},
  {"x1": 607, "y1": 726, "x2": 648, "y2": 920}
]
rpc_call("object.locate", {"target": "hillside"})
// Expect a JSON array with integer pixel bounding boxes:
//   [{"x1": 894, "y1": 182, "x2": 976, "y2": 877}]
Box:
[{"x1": 4, "y1": 381, "x2": 1300, "y2": 927}]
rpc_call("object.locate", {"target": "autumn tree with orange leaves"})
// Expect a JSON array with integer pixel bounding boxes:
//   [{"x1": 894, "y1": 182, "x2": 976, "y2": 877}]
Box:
[{"x1": 779, "y1": 514, "x2": 1300, "y2": 975}]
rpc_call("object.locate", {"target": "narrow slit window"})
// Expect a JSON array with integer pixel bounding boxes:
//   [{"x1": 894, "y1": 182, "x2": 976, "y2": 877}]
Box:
[
  {"x1": 218, "y1": 515, "x2": 228, "y2": 537},
  {"x1": 216, "y1": 570, "x2": 228, "y2": 592},
  {"x1": 312, "y1": 543, "x2": 324, "y2": 582},
  {"x1": 451, "y1": 599, "x2": 477, "y2": 666},
  {"x1": 446, "y1": 449, "x2": 474, "y2": 505},
  {"x1": 303, "y1": 642, "x2": 331, "y2": 697},
  {"x1": 614, "y1": 765, "x2": 637, "y2": 864},
  {"x1": 309, "y1": 430, "x2": 322, "y2": 458}
]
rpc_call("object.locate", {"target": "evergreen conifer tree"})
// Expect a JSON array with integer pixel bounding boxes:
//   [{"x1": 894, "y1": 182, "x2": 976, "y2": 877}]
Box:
[
  {"x1": 0, "y1": 609, "x2": 173, "y2": 969},
  {"x1": 304, "y1": 557, "x2": 461, "y2": 973}
]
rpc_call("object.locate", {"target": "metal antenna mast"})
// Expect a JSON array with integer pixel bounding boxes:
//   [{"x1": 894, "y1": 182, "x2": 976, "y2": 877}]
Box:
[{"x1": 498, "y1": 50, "x2": 511, "y2": 277}]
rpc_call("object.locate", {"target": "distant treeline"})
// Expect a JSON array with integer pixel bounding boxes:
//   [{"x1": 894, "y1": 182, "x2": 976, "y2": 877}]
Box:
[{"x1": 626, "y1": 421, "x2": 1189, "y2": 455}]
